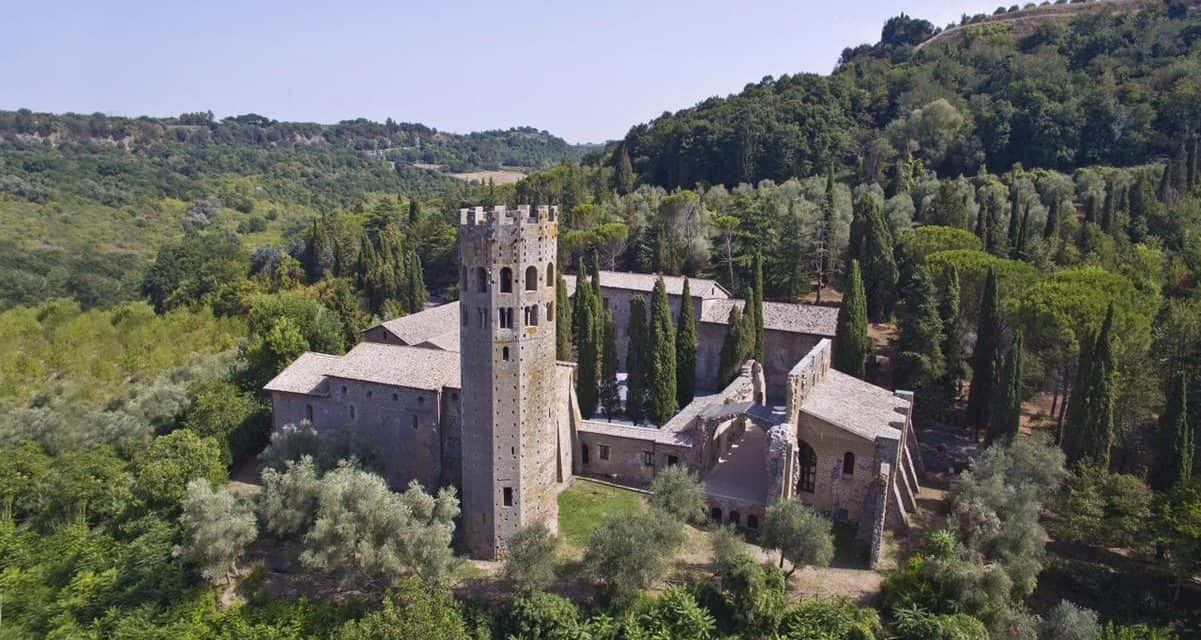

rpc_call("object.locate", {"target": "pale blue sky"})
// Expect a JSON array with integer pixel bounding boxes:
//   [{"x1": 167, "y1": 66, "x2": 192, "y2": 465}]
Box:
[{"x1": 4, "y1": 1, "x2": 1003, "y2": 143}]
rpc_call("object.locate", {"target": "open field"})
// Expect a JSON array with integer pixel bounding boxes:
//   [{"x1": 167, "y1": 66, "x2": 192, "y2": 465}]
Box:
[{"x1": 450, "y1": 169, "x2": 527, "y2": 185}]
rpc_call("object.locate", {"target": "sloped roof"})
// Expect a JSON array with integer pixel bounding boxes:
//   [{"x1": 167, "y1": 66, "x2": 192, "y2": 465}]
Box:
[
  {"x1": 371, "y1": 302, "x2": 460, "y2": 345},
  {"x1": 699, "y1": 299, "x2": 838, "y2": 336},
  {"x1": 264, "y1": 343, "x2": 461, "y2": 396},
  {"x1": 563, "y1": 271, "x2": 730, "y2": 299},
  {"x1": 799, "y1": 369, "x2": 908, "y2": 441}
]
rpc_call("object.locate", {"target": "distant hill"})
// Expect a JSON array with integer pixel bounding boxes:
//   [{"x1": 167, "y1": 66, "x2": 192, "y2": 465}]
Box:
[{"x1": 615, "y1": 0, "x2": 1201, "y2": 189}]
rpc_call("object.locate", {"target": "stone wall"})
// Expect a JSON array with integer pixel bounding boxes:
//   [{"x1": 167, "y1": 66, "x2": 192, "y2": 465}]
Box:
[
  {"x1": 575, "y1": 427, "x2": 690, "y2": 488},
  {"x1": 697, "y1": 324, "x2": 823, "y2": 399},
  {"x1": 597, "y1": 286, "x2": 700, "y2": 372},
  {"x1": 794, "y1": 414, "x2": 882, "y2": 521},
  {"x1": 269, "y1": 380, "x2": 448, "y2": 491}
]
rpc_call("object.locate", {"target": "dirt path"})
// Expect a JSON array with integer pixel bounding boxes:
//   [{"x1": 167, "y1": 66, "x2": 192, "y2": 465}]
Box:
[{"x1": 914, "y1": 0, "x2": 1156, "y2": 53}]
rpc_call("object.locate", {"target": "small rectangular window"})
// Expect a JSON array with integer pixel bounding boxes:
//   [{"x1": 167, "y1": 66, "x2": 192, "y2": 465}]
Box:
[
  {"x1": 642, "y1": 451, "x2": 654, "y2": 467},
  {"x1": 503, "y1": 487, "x2": 513, "y2": 507},
  {"x1": 667, "y1": 455, "x2": 679, "y2": 467},
  {"x1": 599, "y1": 445, "x2": 610, "y2": 461}
]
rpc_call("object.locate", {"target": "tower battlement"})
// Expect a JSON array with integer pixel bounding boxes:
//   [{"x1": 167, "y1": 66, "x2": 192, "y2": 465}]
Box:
[{"x1": 459, "y1": 205, "x2": 558, "y2": 227}]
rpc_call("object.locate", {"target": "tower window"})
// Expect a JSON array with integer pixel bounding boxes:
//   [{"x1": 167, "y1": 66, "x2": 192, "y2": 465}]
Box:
[
  {"x1": 546, "y1": 302, "x2": 554, "y2": 321},
  {"x1": 500, "y1": 267, "x2": 513, "y2": 293},
  {"x1": 304, "y1": 404, "x2": 313, "y2": 422},
  {"x1": 546, "y1": 263, "x2": 554, "y2": 287},
  {"x1": 499, "y1": 307, "x2": 513, "y2": 329},
  {"x1": 412, "y1": 415, "x2": 419, "y2": 430},
  {"x1": 478, "y1": 308, "x2": 487, "y2": 329},
  {"x1": 524, "y1": 305, "x2": 538, "y2": 327},
  {"x1": 599, "y1": 445, "x2": 611, "y2": 461},
  {"x1": 503, "y1": 487, "x2": 513, "y2": 507},
  {"x1": 525, "y1": 266, "x2": 538, "y2": 291},
  {"x1": 392, "y1": 393, "x2": 399, "y2": 401},
  {"x1": 349, "y1": 404, "x2": 356, "y2": 420},
  {"x1": 642, "y1": 451, "x2": 654, "y2": 467},
  {"x1": 476, "y1": 267, "x2": 488, "y2": 293},
  {"x1": 502, "y1": 347, "x2": 510, "y2": 361},
  {"x1": 842, "y1": 452, "x2": 855, "y2": 475}
]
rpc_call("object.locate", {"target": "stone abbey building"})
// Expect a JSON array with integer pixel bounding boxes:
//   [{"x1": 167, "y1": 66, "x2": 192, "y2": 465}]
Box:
[{"x1": 266, "y1": 205, "x2": 921, "y2": 562}]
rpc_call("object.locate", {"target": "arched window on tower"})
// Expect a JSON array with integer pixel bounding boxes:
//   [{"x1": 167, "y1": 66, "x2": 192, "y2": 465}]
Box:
[
  {"x1": 546, "y1": 263, "x2": 555, "y2": 287},
  {"x1": 842, "y1": 452, "x2": 855, "y2": 475},
  {"x1": 797, "y1": 441, "x2": 817, "y2": 494},
  {"x1": 525, "y1": 266, "x2": 538, "y2": 291},
  {"x1": 476, "y1": 267, "x2": 488, "y2": 293},
  {"x1": 500, "y1": 267, "x2": 513, "y2": 293}
]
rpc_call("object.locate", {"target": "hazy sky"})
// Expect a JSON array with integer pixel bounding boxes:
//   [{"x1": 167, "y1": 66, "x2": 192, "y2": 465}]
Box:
[{"x1": 4, "y1": 0, "x2": 1004, "y2": 143}]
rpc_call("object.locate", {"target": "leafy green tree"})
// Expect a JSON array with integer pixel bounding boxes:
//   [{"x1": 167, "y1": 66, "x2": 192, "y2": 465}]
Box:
[
  {"x1": 142, "y1": 231, "x2": 248, "y2": 313},
  {"x1": 647, "y1": 276, "x2": 678, "y2": 425},
  {"x1": 626, "y1": 295, "x2": 650, "y2": 422},
  {"x1": 582, "y1": 509, "x2": 686, "y2": 603},
  {"x1": 1154, "y1": 372, "x2": 1194, "y2": 489},
  {"x1": 45, "y1": 446, "x2": 132, "y2": 526},
  {"x1": 133, "y1": 430, "x2": 226, "y2": 511},
  {"x1": 751, "y1": 252, "x2": 766, "y2": 363},
  {"x1": 676, "y1": 277, "x2": 698, "y2": 407},
  {"x1": 780, "y1": 597, "x2": 884, "y2": 640},
  {"x1": 502, "y1": 522, "x2": 561, "y2": 593},
  {"x1": 173, "y1": 479, "x2": 257, "y2": 585},
  {"x1": 649, "y1": 466, "x2": 707, "y2": 525},
  {"x1": 894, "y1": 265, "x2": 945, "y2": 391},
  {"x1": 1155, "y1": 479, "x2": 1201, "y2": 598},
  {"x1": 182, "y1": 377, "x2": 265, "y2": 466},
  {"x1": 332, "y1": 578, "x2": 472, "y2": 640},
  {"x1": 0, "y1": 442, "x2": 51, "y2": 522},
  {"x1": 833, "y1": 259, "x2": 870, "y2": 378},
  {"x1": 762, "y1": 499, "x2": 835, "y2": 578},
  {"x1": 498, "y1": 591, "x2": 583, "y2": 640},
  {"x1": 599, "y1": 309, "x2": 621, "y2": 420},
  {"x1": 637, "y1": 586, "x2": 717, "y2": 640},
  {"x1": 717, "y1": 306, "x2": 746, "y2": 387},
  {"x1": 301, "y1": 467, "x2": 460, "y2": 588},
  {"x1": 555, "y1": 272, "x2": 572, "y2": 360},
  {"x1": 987, "y1": 332, "x2": 1023, "y2": 445},
  {"x1": 965, "y1": 268, "x2": 1000, "y2": 434},
  {"x1": 258, "y1": 455, "x2": 321, "y2": 540},
  {"x1": 320, "y1": 277, "x2": 368, "y2": 350},
  {"x1": 1053, "y1": 465, "x2": 1152, "y2": 553}
]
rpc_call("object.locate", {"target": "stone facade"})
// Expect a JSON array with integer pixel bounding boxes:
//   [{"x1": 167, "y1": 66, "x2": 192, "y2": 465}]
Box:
[{"x1": 458, "y1": 205, "x2": 564, "y2": 560}]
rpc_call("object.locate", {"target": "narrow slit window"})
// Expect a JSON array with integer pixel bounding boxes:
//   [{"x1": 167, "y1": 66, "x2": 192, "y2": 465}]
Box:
[{"x1": 502, "y1": 487, "x2": 513, "y2": 507}]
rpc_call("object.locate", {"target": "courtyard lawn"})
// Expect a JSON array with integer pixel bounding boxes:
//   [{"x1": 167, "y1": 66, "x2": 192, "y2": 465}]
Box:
[{"x1": 557, "y1": 479, "x2": 646, "y2": 547}]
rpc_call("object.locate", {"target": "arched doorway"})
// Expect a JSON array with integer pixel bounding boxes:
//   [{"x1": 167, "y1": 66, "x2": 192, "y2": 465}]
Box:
[{"x1": 797, "y1": 440, "x2": 817, "y2": 494}]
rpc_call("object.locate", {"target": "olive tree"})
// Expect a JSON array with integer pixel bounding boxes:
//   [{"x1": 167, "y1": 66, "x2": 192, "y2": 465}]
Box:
[
  {"x1": 762, "y1": 499, "x2": 835, "y2": 578},
  {"x1": 174, "y1": 479, "x2": 258, "y2": 585}
]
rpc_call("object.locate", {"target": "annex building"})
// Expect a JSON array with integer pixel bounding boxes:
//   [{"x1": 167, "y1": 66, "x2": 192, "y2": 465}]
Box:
[{"x1": 265, "y1": 205, "x2": 921, "y2": 564}]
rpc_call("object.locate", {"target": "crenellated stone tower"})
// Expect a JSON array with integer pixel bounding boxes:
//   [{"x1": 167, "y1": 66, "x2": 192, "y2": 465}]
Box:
[{"x1": 458, "y1": 204, "x2": 561, "y2": 559}]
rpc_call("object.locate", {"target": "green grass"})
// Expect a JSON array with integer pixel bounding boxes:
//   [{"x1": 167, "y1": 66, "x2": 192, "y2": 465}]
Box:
[{"x1": 557, "y1": 479, "x2": 646, "y2": 547}]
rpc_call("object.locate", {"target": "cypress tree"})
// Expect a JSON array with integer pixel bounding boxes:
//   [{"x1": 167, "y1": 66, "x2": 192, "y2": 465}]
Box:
[
  {"x1": 676, "y1": 277, "x2": 698, "y2": 407},
  {"x1": 861, "y1": 198, "x2": 899, "y2": 322},
  {"x1": 625, "y1": 296, "x2": 650, "y2": 423},
  {"x1": 1007, "y1": 188, "x2": 1022, "y2": 254},
  {"x1": 1043, "y1": 197, "x2": 1059, "y2": 240},
  {"x1": 647, "y1": 277, "x2": 678, "y2": 425},
  {"x1": 965, "y1": 268, "x2": 1000, "y2": 435},
  {"x1": 1188, "y1": 134, "x2": 1198, "y2": 193},
  {"x1": 614, "y1": 144, "x2": 635, "y2": 195},
  {"x1": 599, "y1": 309, "x2": 621, "y2": 421},
  {"x1": 988, "y1": 332, "x2": 1023, "y2": 445},
  {"x1": 832, "y1": 259, "x2": 869, "y2": 378},
  {"x1": 938, "y1": 264, "x2": 966, "y2": 396},
  {"x1": 575, "y1": 277, "x2": 600, "y2": 419},
  {"x1": 817, "y1": 165, "x2": 835, "y2": 302},
  {"x1": 1062, "y1": 330, "x2": 1095, "y2": 463},
  {"x1": 751, "y1": 252, "x2": 765, "y2": 364},
  {"x1": 590, "y1": 253, "x2": 605, "y2": 375},
  {"x1": 405, "y1": 248, "x2": 426, "y2": 313},
  {"x1": 1066, "y1": 305, "x2": 1118, "y2": 467},
  {"x1": 1154, "y1": 372, "x2": 1194, "y2": 489},
  {"x1": 556, "y1": 273, "x2": 572, "y2": 360},
  {"x1": 894, "y1": 265, "x2": 945, "y2": 390},
  {"x1": 717, "y1": 306, "x2": 745, "y2": 388},
  {"x1": 408, "y1": 199, "x2": 420, "y2": 226}
]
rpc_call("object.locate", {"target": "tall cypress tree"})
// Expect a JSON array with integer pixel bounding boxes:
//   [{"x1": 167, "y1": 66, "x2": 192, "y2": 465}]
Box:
[
  {"x1": 717, "y1": 306, "x2": 745, "y2": 389},
  {"x1": 1154, "y1": 372, "x2": 1194, "y2": 489},
  {"x1": 833, "y1": 260, "x2": 869, "y2": 378},
  {"x1": 590, "y1": 254, "x2": 605, "y2": 375},
  {"x1": 988, "y1": 332, "x2": 1023, "y2": 444},
  {"x1": 938, "y1": 264, "x2": 966, "y2": 395},
  {"x1": 816, "y1": 165, "x2": 835, "y2": 302},
  {"x1": 408, "y1": 199, "x2": 420, "y2": 226},
  {"x1": 404, "y1": 248, "x2": 426, "y2": 313},
  {"x1": 625, "y1": 296, "x2": 650, "y2": 423},
  {"x1": 599, "y1": 310, "x2": 621, "y2": 421},
  {"x1": 1043, "y1": 197, "x2": 1060, "y2": 240},
  {"x1": 894, "y1": 265, "x2": 945, "y2": 391},
  {"x1": 575, "y1": 277, "x2": 600, "y2": 419},
  {"x1": 614, "y1": 143, "x2": 635, "y2": 195},
  {"x1": 647, "y1": 277, "x2": 678, "y2": 425},
  {"x1": 966, "y1": 268, "x2": 1000, "y2": 435},
  {"x1": 1062, "y1": 330, "x2": 1095, "y2": 462},
  {"x1": 861, "y1": 198, "x2": 899, "y2": 322},
  {"x1": 556, "y1": 272, "x2": 572, "y2": 360},
  {"x1": 751, "y1": 252, "x2": 765, "y2": 364},
  {"x1": 676, "y1": 277, "x2": 698, "y2": 407},
  {"x1": 1065, "y1": 305, "x2": 1117, "y2": 466}
]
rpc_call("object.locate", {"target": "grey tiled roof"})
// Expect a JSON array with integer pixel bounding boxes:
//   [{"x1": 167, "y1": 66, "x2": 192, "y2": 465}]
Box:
[
  {"x1": 699, "y1": 299, "x2": 837, "y2": 337},
  {"x1": 563, "y1": 271, "x2": 730, "y2": 299},
  {"x1": 263, "y1": 343, "x2": 461, "y2": 395},
  {"x1": 799, "y1": 369, "x2": 908, "y2": 441},
  {"x1": 577, "y1": 420, "x2": 693, "y2": 446},
  {"x1": 263, "y1": 353, "x2": 341, "y2": 395},
  {"x1": 372, "y1": 302, "x2": 460, "y2": 345}
]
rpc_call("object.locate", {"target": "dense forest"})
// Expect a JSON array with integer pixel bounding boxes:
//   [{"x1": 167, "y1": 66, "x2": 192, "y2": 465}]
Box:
[{"x1": 1, "y1": 0, "x2": 1201, "y2": 638}]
